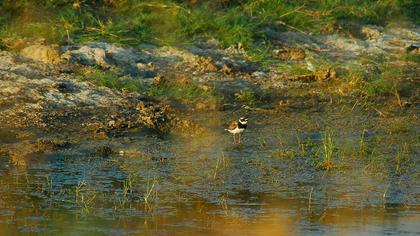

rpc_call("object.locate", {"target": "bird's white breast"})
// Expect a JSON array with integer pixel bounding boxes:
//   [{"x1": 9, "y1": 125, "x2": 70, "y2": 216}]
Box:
[{"x1": 227, "y1": 127, "x2": 245, "y2": 134}]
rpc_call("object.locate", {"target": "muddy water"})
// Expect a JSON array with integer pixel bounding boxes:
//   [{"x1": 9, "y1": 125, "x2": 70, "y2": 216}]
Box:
[{"x1": 0, "y1": 110, "x2": 419, "y2": 235}]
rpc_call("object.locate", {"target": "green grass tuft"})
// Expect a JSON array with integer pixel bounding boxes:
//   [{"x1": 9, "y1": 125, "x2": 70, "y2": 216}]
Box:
[
  {"x1": 76, "y1": 69, "x2": 143, "y2": 92},
  {"x1": 404, "y1": 53, "x2": 420, "y2": 63},
  {"x1": 147, "y1": 79, "x2": 220, "y2": 105},
  {"x1": 320, "y1": 129, "x2": 335, "y2": 170},
  {"x1": 363, "y1": 75, "x2": 394, "y2": 96},
  {"x1": 234, "y1": 89, "x2": 257, "y2": 106}
]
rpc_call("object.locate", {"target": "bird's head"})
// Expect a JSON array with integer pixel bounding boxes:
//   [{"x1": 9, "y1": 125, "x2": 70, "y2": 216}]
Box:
[{"x1": 239, "y1": 117, "x2": 248, "y2": 124}]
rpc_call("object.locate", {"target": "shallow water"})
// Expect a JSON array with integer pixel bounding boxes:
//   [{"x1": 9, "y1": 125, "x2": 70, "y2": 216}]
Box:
[{"x1": 0, "y1": 110, "x2": 419, "y2": 235}]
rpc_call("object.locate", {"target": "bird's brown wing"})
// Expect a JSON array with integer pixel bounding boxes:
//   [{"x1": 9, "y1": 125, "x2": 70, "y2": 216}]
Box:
[{"x1": 227, "y1": 121, "x2": 238, "y2": 130}]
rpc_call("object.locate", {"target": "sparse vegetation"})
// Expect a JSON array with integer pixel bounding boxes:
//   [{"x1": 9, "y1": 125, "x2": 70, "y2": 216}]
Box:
[
  {"x1": 404, "y1": 53, "x2": 420, "y2": 63},
  {"x1": 363, "y1": 75, "x2": 394, "y2": 96},
  {"x1": 148, "y1": 78, "x2": 221, "y2": 105},
  {"x1": 75, "y1": 68, "x2": 143, "y2": 92},
  {"x1": 234, "y1": 89, "x2": 257, "y2": 106}
]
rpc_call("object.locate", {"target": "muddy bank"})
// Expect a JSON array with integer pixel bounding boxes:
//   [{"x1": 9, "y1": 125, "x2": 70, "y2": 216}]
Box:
[{"x1": 1, "y1": 25, "x2": 419, "y2": 164}]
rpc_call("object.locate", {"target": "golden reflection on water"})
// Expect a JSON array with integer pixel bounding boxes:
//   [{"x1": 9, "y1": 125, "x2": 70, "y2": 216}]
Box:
[
  {"x1": 0, "y1": 112, "x2": 419, "y2": 234},
  {"x1": 0, "y1": 192, "x2": 419, "y2": 235}
]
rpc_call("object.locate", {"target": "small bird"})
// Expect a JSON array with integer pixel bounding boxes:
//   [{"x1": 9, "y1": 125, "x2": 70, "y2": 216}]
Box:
[{"x1": 225, "y1": 117, "x2": 248, "y2": 144}]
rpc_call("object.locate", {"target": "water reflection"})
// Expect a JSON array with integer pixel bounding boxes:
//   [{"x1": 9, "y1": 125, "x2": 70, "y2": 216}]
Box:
[{"x1": 0, "y1": 112, "x2": 419, "y2": 235}]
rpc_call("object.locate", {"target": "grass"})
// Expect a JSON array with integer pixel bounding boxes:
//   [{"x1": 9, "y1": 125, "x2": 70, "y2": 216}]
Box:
[
  {"x1": 275, "y1": 148, "x2": 299, "y2": 159},
  {"x1": 1, "y1": 0, "x2": 418, "y2": 53},
  {"x1": 359, "y1": 129, "x2": 367, "y2": 156},
  {"x1": 147, "y1": 78, "x2": 221, "y2": 105},
  {"x1": 272, "y1": 127, "x2": 417, "y2": 178},
  {"x1": 395, "y1": 143, "x2": 410, "y2": 176},
  {"x1": 278, "y1": 63, "x2": 312, "y2": 76},
  {"x1": 234, "y1": 89, "x2": 257, "y2": 106},
  {"x1": 74, "y1": 180, "x2": 97, "y2": 213},
  {"x1": 76, "y1": 68, "x2": 143, "y2": 92},
  {"x1": 321, "y1": 129, "x2": 335, "y2": 170},
  {"x1": 120, "y1": 174, "x2": 133, "y2": 207},
  {"x1": 361, "y1": 62, "x2": 401, "y2": 96},
  {"x1": 336, "y1": 56, "x2": 406, "y2": 98},
  {"x1": 363, "y1": 75, "x2": 394, "y2": 96},
  {"x1": 213, "y1": 153, "x2": 230, "y2": 180},
  {"x1": 143, "y1": 178, "x2": 158, "y2": 212},
  {"x1": 404, "y1": 53, "x2": 420, "y2": 63}
]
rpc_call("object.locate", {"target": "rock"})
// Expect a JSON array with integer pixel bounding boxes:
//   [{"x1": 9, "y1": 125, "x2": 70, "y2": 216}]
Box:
[
  {"x1": 136, "y1": 62, "x2": 155, "y2": 70},
  {"x1": 61, "y1": 45, "x2": 108, "y2": 66},
  {"x1": 273, "y1": 47, "x2": 306, "y2": 61},
  {"x1": 315, "y1": 66, "x2": 336, "y2": 81},
  {"x1": 10, "y1": 64, "x2": 40, "y2": 78},
  {"x1": 34, "y1": 137, "x2": 70, "y2": 151},
  {"x1": 287, "y1": 66, "x2": 336, "y2": 83},
  {"x1": 361, "y1": 25, "x2": 383, "y2": 39},
  {"x1": 0, "y1": 49, "x2": 147, "y2": 136},
  {"x1": 53, "y1": 81, "x2": 79, "y2": 93},
  {"x1": 266, "y1": 29, "x2": 321, "y2": 49},
  {"x1": 153, "y1": 46, "x2": 196, "y2": 64},
  {"x1": 135, "y1": 62, "x2": 156, "y2": 77},
  {"x1": 106, "y1": 44, "x2": 144, "y2": 67},
  {"x1": 406, "y1": 44, "x2": 420, "y2": 54},
  {"x1": 0, "y1": 85, "x2": 21, "y2": 96},
  {"x1": 252, "y1": 71, "x2": 267, "y2": 79},
  {"x1": 225, "y1": 43, "x2": 246, "y2": 55},
  {"x1": 61, "y1": 42, "x2": 147, "y2": 75},
  {"x1": 0, "y1": 51, "x2": 15, "y2": 70},
  {"x1": 20, "y1": 44, "x2": 61, "y2": 64},
  {"x1": 221, "y1": 64, "x2": 232, "y2": 74},
  {"x1": 137, "y1": 101, "x2": 173, "y2": 133},
  {"x1": 95, "y1": 145, "x2": 113, "y2": 157},
  {"x1": 388, "y1": 28, "x2": 420, "y2": 41},
  {"x1": 323, "y1": 35, "x2": 368, "y2": 52},
  {"x1": 108, "y1": 120, "x2": 116, "y2": 127},
  {"x1": 194, "y1": 56, "x2": 218, "y2": 72}
]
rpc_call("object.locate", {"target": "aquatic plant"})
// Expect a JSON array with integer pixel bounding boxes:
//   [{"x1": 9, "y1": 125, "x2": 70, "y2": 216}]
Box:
[
  {"x1": 120, "y1": 174, "x2": 133, "y2": 207},
  {"x1": 395, "y1": 143, "x2": 409, "y2": 176},
  {"x1": 359, "y1": 129, "x2": 367, "y2": 156},
  {"x1": 321, "y1": 129, "x2": 335, "y2": 170},
  {"x1": 143, "y1": 178, "x2": 158, "y2": 212},
  {"x1": 213, "y1": 152, "x2": 230, "y2": 179},
  {"x1": 74, "y1": 180, "x2": 96, "y2": 213}
]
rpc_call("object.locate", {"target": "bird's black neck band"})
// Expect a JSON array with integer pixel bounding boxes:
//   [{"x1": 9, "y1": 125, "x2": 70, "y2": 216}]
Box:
[{"x1": 238, "y1": 122, "x2": 247, "y2": 129}]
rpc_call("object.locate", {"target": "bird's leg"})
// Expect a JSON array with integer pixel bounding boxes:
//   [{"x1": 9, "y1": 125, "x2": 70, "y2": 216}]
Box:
[
  {"x1": 233, "y1": 134, "x2": 236, "y2": 144},
  {"x1": 238, "y1": 133, "x2": 241, "y2": 144}
]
